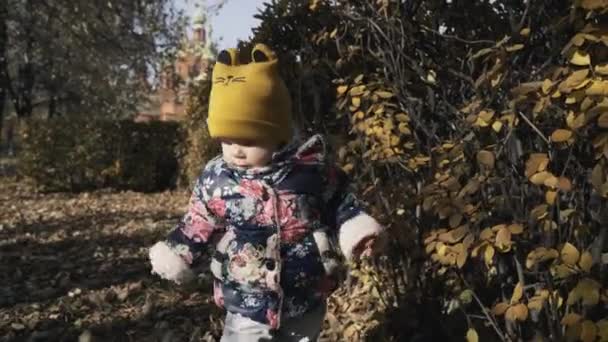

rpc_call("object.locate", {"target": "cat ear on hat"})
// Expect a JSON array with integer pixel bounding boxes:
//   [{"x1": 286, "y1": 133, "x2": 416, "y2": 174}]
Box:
[
  {"x1": 251, "y1": 44, "x2": 277, "y2": 63},
  {"x1": 217, "y1": 48, "x2": 239, "y2": 66}
]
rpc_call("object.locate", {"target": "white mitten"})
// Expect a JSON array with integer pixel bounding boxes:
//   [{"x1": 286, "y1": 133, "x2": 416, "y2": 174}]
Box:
[
  {"x1": 338, "y1": 213, "x2": 384, "y2": 261},
  {"x1": 149, "y1": 241, "x2": 195, "y2": 284}
]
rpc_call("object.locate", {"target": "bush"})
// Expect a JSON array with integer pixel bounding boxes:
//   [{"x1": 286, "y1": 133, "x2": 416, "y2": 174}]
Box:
[
  {"x1": 249, "y1": 1, "x2": 608, "y2": 341},
  {"x1": 177, "y1": 79, "x2": 220, "y2": 189},
  {"x1": 18, "y1": 118, "x2": 180, "y2": 192}
]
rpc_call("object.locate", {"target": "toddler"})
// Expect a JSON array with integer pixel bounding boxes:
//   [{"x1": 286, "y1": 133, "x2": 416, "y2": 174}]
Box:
[{"x1": 149, "y1": 44, "x2": 385, "y2": 342}]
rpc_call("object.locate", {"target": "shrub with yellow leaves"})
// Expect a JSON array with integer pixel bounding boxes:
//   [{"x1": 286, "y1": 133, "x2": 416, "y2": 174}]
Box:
[{"x1": 245, "y1": 0, "x2": 608, "y2": 340}]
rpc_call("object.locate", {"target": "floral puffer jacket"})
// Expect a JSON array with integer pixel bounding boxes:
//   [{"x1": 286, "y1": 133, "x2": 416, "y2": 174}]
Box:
[{"x1": 149, "y1": 134, "x2": 383, "y2": 329}]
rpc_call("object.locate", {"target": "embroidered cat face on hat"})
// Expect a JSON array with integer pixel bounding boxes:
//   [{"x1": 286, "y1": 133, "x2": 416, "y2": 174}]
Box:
[{"x1": 207, "y1": 44, "x2": 293, "y2": 144}]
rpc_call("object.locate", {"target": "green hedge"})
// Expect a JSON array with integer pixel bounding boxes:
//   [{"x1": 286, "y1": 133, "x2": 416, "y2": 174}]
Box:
[{"x1": 18, "y1": 118, "x2": 180, "y2": 192}]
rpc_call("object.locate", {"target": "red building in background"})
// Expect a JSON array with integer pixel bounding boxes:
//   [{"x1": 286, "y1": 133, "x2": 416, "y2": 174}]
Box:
[{"x1": 135, "y1": 13, "x2": 215, "y2": 122}]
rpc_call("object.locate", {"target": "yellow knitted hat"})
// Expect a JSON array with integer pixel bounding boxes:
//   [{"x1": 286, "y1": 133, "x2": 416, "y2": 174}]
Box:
[{"x1": 207, "y1": 44, "x2": 292, "y2": 143}]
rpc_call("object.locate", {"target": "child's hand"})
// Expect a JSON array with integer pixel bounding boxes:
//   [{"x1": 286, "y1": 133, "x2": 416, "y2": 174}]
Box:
[{"x1": 352, "y1": 231, "x2": 388, "y2": 259}]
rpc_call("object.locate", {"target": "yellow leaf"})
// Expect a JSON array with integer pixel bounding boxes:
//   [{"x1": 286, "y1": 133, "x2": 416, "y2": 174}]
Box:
[
  {"x1": 530, "y1": 171, "x2": 552, "y2": 185},
  {"x1": 337, "y1": 85, "x2": 349, "y2": 96},
  {"x1": 506, "y1": 303, "x2": 528, "y2": 321},
  {"x1": 571, "y1": 33, "x2": 586, "y2": 46},
  {"x1": 351, "y1": 97, "x2": 361, "y2": 108},
  {"x1": 567, "y1": 285, "x2": 583, "y2": 306},
  {"x1": 495, "y1": 227, "x2": 512, "y2": 251},
  {"x1": 559, "y1": 69, "x2": 589, "y2": 93},
  {"x1": 570, "y1": 50, "x2": 591, "y2": 66},
  {"x1": 579, "y1": 251, "x2": 593, "y2": 273},
  {"x1": 329, "y1": 28, "x2": 338, "y2": 38},
  {"x1": 544, "y1": 175, "x2": 559, "y2": 189},
  {"x1": 526, "y1": 154, "x2": 549, "y2": 178},
  {"x1": 561, "y1": 313, "x2": 582, "y2": 326},
  {"x1": 580, "y1": 320, "x2": 597, "y2": 342},
  {"x1": 586, "y1": 80, "x2": 608, "y2": 96},
  {"x1": 513, "y1": 303, "x2": 529, "y2": 321},
  {"x1": 595, "y1": 63, "x2": 608, "y2": 75},
  {"x1": 542, "y1": 79, "x2": 553, "y2": 94},
  {"x1": 395, "y1": 113, "x2": 409, "y2": 122},
  {"x1": 398, "y1": 123, "x2": 411, "y2": 135},
  {"x1": 508, "y1": 223, "x2": 524, "y2": 234},
  {"x1": 552, "y1": 89, "x2": 562, "y2": 98},
  {"x1": 425, "y1": 241, "x2": 437, "y2": 254},
  {"x1": 526, "y1": 247, "x2": 559, "y2": 269},
  {"x1": 475, "y1": 117, "x2": 490, "y2": 127},
  {"x1": 477, "y1": 150, "x2": 495, "y2": 169},
  {"x1": 527, "y1": 296, "x2": 545, "y2": 311},
  {"x1": 578, "y1": 278, "x2": 601, "y2": 306},
  {"x1": 531, "y1": 204, "x2": 549, "y2": 221},
  {"x1": 506, "y1": 44, "x2": 524, "y2": 52},
  {"x1": 492, "y1": 302, "x2": 509, "y2": 316},
  {"x1": 349, "y1": 85, "x2": 366, "y2": 96},
  {"x1": 375, "y1": 91, "x2": 394, "y2": 99},
  {"x1": 466, "y1": 328, "x2": 479, "y2": 342},
  {"x1": 479, "y1": 110, "x2": 495, "y2": 122},
  {"x1": 561, "y1": 242, "x2": 581, "y2": 266},
  {"x1": 438, "y1": 225, "x2": 469, "y2": 243},
  {"x1": 480, "y1": 228, "x2": 494, "y2": 241},
  {"x1": 484, "y1": 245, "x2": 495, "y2": 265},
  {"x1": 427, "y1": 70, "x2": 437, "y2": 84},
  {"x1": 457, "y1": 248, "x2": 468, "y2": 268},
  {"x1": 551, "y1": 129, "x2": 573, "y2": 143},
  {"x1": 520, "y1": 27, "x2": 531, "y2": 37},
  {"x1": 491, "y1": 224, "x2": 507, "y2": 232},
  {"x1": 553, "y1": 264, "x2": 577, "y2": 279},
  {"x1": 492, "y1": 120, "x2": 503, "y2": 132},
  {"x1": 354, "y1": 74, "x2": 364, "y2": 84},
  {"x1": 546, "y1": 190, "x2": 557, "y2": 205},
  {"x1": 581, "y1": 96, "x2": 595, "y2": 111},
  {"x1": 511, "y1": 282, "x2": 524, "y2": 304}
]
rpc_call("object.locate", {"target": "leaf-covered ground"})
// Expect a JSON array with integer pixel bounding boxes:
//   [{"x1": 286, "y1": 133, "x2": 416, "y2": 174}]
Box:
[
  {"x1": 0, "y1": 178, "x2": 225, "y2": 341},
  {"x1": 0, "y1": 178, "x2": 387, "y2": 342}
]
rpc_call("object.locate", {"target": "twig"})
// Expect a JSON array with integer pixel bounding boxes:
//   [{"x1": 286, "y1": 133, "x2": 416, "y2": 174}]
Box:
[
  {"x1": 517, "y1": 111, "x2": 550, "y2": 145},
  {"x1": 420, "y1": 25, "x2": 496, "y2": 45},
  {"x1": 466, "y1": 284, "x2": 508, "y2": 342},
  {"x1": 513, "y1": 255, "x2": 526, "y2": 290}
]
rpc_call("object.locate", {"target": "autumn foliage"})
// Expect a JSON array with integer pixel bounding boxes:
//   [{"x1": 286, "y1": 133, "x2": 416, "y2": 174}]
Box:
[{"x1": 232, "y1": 0, "x2": 608, "y2": 340}]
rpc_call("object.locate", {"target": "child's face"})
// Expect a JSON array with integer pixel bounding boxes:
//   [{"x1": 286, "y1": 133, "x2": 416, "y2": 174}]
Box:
[{"x1": 220, "y1": 138, "x2": 277, "y2": 168}]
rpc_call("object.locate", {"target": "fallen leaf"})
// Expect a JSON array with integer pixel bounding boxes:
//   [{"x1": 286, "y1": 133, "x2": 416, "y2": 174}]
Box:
[{"x1": 561, "y1": 242, "x2": 580, "y2": 266}]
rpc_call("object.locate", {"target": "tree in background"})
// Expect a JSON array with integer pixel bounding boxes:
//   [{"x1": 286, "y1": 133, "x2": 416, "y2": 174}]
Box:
[{"x1": 0, "y1": 0, "x2": 187, "y2": 126}]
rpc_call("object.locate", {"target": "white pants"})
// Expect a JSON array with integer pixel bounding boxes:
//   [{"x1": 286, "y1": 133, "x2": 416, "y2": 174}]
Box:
[{"x1": 220, "y1": 305, "x2": 325, "y2": 342}]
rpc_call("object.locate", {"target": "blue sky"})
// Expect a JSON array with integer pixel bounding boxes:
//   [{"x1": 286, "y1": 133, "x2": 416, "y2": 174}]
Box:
[{"x1": 175, "y1": 0, "x2": 267, "y2": 50}]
